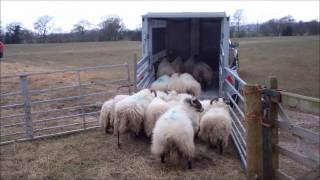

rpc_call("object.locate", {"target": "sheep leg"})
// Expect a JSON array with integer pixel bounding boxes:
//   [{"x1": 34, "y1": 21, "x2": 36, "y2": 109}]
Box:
[
  {"x1": 117, "y1": 131, "x2": 121, "y2": 148},
  {"x1": 105, "y1": 120, "x2": 110, "y2": 134},
  {"x1": 218, "y1": 139, "x2": 223, "y2": 154},
  {"x1": 161, "y1": 153, "x2": 165, "y2": 163},
  {"x1": 187, "y1": 159, "x2": 192, "y2": 169}
]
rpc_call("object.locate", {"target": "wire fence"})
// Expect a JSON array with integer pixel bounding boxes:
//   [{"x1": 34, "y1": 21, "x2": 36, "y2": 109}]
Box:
[{"x1": 0, "y1": 63, "x2": 131, "y2": 145}]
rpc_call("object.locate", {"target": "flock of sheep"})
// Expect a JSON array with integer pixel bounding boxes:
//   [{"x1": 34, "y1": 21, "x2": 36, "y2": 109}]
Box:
[
  {"x1": 154, "y1": 54, "x2": 214, "y2": 93},
  {"x1": 99, "y1": 54, "x2": 231, "y2": 169}
]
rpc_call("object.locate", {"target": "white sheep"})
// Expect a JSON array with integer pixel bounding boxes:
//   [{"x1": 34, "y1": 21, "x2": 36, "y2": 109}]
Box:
[
  {"x1": 150, "y1": 75, "x2": 170, "y2": 92},
  {"x1": 167, "y1": 73, "x2": 185, "y2": 93},
  {"x1": 192, "y1": 61, "x2": 213, "y2": 90},
  {"x1": 144, "y1": 97, "x2": 170, "y2": 138},
  {"x1": 198, "y1": 98, "x2": 232, "y2": 154},
  {"x1": 100, "y1": 94, "x2": 129, "y2": 133},
  {"x1": 144, "y1": 90, "x2": 191, "y2": 138},
  {"x1": 183, "y1": 55, "x2": 196, "y2": 74},
  {"x1": 113, "y1": 89, "x2": 155, "y2": 147},
  {"x1": 200, "y1": 97, "x2": 219, "y2": 114},
  {"x1": 157, "y1": 58, "x2": 175, "y2": 78},
  {"x1": 171, "y1": 56, "x2": 183, "y2": 73},
  {"x1": 180, "y1": 73, "x2": 201, "y2": 97},
  {"x1": 151, "y1": 96, "x2": 203, "y2": 169}
]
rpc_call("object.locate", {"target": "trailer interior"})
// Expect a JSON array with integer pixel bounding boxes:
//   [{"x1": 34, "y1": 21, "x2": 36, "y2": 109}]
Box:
[{"x1": 150, "y1": 17, "x2": 223, "y2": 98}]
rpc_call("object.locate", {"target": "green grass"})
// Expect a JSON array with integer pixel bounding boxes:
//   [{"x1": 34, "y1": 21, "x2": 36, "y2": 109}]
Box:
[
  {"x1": 233, "y1": 36, "x2": 319, "y2": 98},
  {"x1": 3, "y1": 36, "x2": 319, "y2": 97},
  {"x1": 3, "y1": 41, "x2": 141, "y2": 69}
]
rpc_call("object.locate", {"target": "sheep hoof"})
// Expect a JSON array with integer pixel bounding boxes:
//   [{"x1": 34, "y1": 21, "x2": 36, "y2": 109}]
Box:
[
  {"x1": 117, "y1": 143, "x2": 122, "y2": 149},
  {"x1": 188, "y1": 160, "x2": 192, "y2": 169},
  {"x1": 161, "y1": 154, "x2": 165, "y2": 163}
]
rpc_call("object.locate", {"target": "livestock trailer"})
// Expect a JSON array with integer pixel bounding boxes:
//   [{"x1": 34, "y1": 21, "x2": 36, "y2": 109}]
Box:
[{"x1": 135, "y1": 12, "x2": 240, "y2": 99}]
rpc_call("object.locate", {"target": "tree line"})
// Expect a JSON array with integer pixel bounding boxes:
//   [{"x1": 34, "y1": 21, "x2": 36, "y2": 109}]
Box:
[
  {"x1": 1, "y1": 15, "x2": 141, "y2": 44},
  {"x1": 230, "y1": 10, "x2": 319, "y2": 38},
  {"x1": 1, "y1": 13, "x2": 319, "y2": 44}
]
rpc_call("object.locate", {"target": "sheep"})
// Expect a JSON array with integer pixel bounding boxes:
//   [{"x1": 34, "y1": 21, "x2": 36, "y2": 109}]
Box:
[
  {"x1": 183, "y1": 55, "x2": 196, "y2": 74},
  {"x1": 198, "y1": 98, "x2": 232, "y2": 154},
  {"x1": 150, "y1": 75, "x2": 170, "y2": 92},
  {"x1": 157, "y1": 58, "x2": 175, "y2": 78},
  {"x1": 200, "y1": 97, "x2": 219, "y2": 114},
  {"x1": 192, "y1": 61, "x2": 213, "y2": 90},
  {"x1": 100, "y1": 94, "x2": 129, "y2": 133},
  {"x1": 144, "y1": 90, "x2": 192, "y2": 138},
  {"x1": 167, "y1": 73, "x2": 185, "y2": 93},
  {"x1": 144, "y1": 97, "x2": 170, "y2": 138},
  {"x1": 180, "y1": 73, "x2": 201, "y2": 97},
  {"x1": 171, "y1": 56, "x2": 183, "y2": 73},
  {"x1": 151, "y1": 96, "x2": 203, "y2": 169},
  {"x1": 113, "y1": 89, "x2": 155, "y2": 147}
]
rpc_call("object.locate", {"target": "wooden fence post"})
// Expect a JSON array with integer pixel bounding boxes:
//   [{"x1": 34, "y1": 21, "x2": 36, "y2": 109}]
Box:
[
  {"x1": 262, "y1": 76, "x2": 279, "y2": 180},
  {"x1": 244, "y1": 84, "x2": 263, "y2": 180},
  {"x1": 20, "y1": 75, "x2": 33, "y2": 139},
  {"x1": 269, "y1": 76, "x2": 279, "y2": 180},
  {"x1": 133, "y1": 54, "x2": 137, "y2": 92}
]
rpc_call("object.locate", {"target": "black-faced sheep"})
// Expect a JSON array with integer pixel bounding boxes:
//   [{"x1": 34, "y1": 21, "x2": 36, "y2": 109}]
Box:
[
  {"x1": 113, "y1": 89, "x2": 155, "y2": 147},
  {"x1": 144, "y1": 97, "x2": 170, "y2": 138},
  {"x1": 171, "y1": 56, "x2": 183, "y2": 73},
  {"x1": 167, "y1": 73, "x2": 184, "y2": 93},
  {"x1": 199, "y1": 98, "x2": 232, "y2": 154},
  {"x1": 157, "y1": 58, "x2": 175, "y2": 78},
  {"x1": 180, "y1": 73, "x2": 201, "y2": 97},
  {"x1": 150, "y1": 75, "x2": 170, "y2": 92},
  {"x1": 151, "y1": 96, "x2": 203, "y2": 169},
  {"x1": 183, "y1": 55, "x2": 196, "y2": 74},
  {"x1": 100, "y1": 95, "x2": 129, "y2": 133},
  {"x1": 192, "y1": 61, "x2": 213, "y2": 90}
]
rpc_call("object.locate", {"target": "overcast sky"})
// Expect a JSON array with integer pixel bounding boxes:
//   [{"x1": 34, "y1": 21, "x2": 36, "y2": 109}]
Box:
[{"x1": 1, "y1": 1, "x2": 319, "y2": 32}]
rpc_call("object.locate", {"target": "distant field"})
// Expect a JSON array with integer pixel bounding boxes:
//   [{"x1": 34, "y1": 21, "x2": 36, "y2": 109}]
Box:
[
  {"x1": 2, "y1": 36, "x2": 319, "y2": 97},
  {"x1": 234, "y1": 36, "x2": 319, "y2": 98},
  {"x1": 2, "y1": 41, "x2": 141, "y2": 69}
]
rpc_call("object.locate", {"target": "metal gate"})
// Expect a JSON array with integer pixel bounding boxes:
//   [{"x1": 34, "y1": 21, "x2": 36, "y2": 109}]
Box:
[
  {"x1": 0, "y1": 63, "x2": 131, "y2": 145},
  {"x1": 224, "y1": 67, "x2": 247, "y2": 169}
]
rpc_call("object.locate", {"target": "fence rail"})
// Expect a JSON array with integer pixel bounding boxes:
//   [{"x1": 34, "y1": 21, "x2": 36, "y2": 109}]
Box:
[
  {"x1": 242, "y1": 76, "x2": 320, "y2": 180},
  {"x1": 0, "y1": 63, "x2": 131, "y2": 145}
]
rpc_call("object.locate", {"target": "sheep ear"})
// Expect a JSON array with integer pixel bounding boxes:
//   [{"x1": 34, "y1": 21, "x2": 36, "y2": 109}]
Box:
[
  {"x1": 223, "y1": 98, "x2": 231, "y2": 105},
  {"x1": 210, "y1": 97, "x2": 219, "y2": 104},
  {"x1": 150, "y1": 89, "x2": 157, "y2": 97},
  {"x1": 191, "y1": 97, "x2": 200, "y2": 106}
]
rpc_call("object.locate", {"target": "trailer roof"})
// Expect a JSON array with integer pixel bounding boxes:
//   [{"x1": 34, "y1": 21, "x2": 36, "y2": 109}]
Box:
[{"x1": 143, "y1": 12, "x2": 227, "y2": 18}]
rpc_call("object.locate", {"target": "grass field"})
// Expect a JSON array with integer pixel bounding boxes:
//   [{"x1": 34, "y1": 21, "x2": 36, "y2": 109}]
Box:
[
  {"x1": 234, "y1": 36, "x2": 319, "y2": 98},
  {"x1": 2, "y1": 36, "x2": 319, "y2": 97}
]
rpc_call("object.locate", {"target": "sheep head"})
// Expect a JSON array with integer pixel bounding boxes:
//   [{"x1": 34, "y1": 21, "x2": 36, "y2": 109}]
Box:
[{"x1": 185, "y1": 97, "x2": 204, "y2": 112}]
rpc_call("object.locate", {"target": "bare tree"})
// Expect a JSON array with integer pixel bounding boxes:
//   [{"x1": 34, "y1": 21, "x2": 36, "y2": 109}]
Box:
[
  {"x1": 232, "y1": 9, "x2": 244, "y2": 38},
  {"x1": 72, "y1": 20, "x2": 91, "y2": 41},
  {"x1": 5, "y1": 22, "x2": 22, "y2": 44},
  {"x1": 34, "y1": 15, "x2": 53, "y2": 43},
  {"x1": 99, "y1": 15, "x2": 125, "y2": 41}
]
